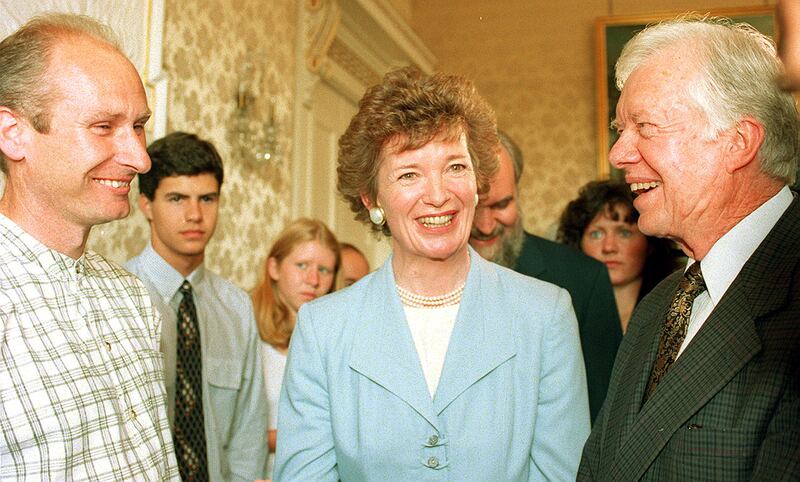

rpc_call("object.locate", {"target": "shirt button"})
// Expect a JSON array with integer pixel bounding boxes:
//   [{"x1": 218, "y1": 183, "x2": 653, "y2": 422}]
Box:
[
  {"x1": 105, "y1": 342, "x2": 112, "y2": 352},
  {"x1": 129, "y1": 409, "x2": 137, "y2": 421},
  {"x1": 427, "y1": 456, "x2": 439, "y2": 468},
  {"x1": 427, "y1": 434, "x2": 439, "y2": 446}
]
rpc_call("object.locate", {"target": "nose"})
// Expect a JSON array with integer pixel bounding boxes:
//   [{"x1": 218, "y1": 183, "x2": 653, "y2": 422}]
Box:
[
  {"x1": 608, "y1": 130, "x2": 640, "y2": 170},
  {"x1": 184, "y1": 200, "x2": 202, "y2": 222},
  {"x1": 116, "y1": 127, "x2": 151, "y2": 173},
  {"x1": 423, "y1": 174, "x2": 448, "y2": 207},
  {"x1": 601, "y1": 234, "x2": 618, "y2": 253},
  {"x1": 305, "y1": 267, "x2": 320, "y2": 287},
  {"x1": 473, "y1": 205, "x2": 496, "y2": 235}
]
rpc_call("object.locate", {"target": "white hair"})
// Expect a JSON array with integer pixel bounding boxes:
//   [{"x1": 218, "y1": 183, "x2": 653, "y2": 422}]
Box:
[{"x1": 616, "y1": 16, "x2": 799, "y2": 184}]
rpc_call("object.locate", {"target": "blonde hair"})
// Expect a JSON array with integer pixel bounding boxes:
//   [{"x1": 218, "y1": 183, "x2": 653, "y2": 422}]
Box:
[{"x1": 252, "y1": 218, "x2": 340, "y2": 349}]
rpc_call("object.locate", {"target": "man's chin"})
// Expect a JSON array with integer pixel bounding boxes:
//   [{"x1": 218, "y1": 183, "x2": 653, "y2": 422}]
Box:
[{"x1": 469, "y1": 239, "x2": 499, "y2": 261}]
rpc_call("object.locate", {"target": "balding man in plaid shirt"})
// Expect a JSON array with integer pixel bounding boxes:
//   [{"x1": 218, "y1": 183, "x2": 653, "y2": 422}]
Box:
[{"x1": 0, "y1": 13, "x2": 179, "y2": 480}]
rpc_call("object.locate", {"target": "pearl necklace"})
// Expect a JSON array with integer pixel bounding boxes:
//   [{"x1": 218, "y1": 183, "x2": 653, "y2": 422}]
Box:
[{"x1": 396, "y1": 283, "x2": 465, "y2": 309}]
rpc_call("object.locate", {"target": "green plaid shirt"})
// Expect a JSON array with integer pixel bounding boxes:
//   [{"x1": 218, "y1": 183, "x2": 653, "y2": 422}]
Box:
[{"x1": 0, "y1": 215, "x2": 180, "y2": 481}]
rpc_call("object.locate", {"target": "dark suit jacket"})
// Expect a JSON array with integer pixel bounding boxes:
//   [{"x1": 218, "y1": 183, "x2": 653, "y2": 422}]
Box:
[
  {"x1": 578, "y1": 195, "x2": 800, "y2": 481},
  {"x1": 514, "y1": 232, "x2": 622, "y2": 422}
]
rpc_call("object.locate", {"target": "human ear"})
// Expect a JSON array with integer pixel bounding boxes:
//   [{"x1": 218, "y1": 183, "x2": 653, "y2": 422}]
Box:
[
  {"x1": 138, "y1": 194, "x2": 153, "y2": 222},
  {"x1": 0, "y1": 107, "x2": 28, "y2": 163},
  {"x1": 723, "y1": 117, "x2": 765, "y2": 174},
  {"x1": 267, "y1": 256, "x2": 280, "y2": 281},
  {"x1": 360, "y1": 191, "x2": 377, "y2": 210}
]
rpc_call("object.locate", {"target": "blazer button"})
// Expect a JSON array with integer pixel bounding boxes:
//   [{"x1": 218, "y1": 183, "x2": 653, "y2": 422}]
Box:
[
  {"x1": 427, "y1": 456, "x2": 439, "y2": 468},
  {"x1": 427, "y1": 434, "x2": 439, "y2": 446}
]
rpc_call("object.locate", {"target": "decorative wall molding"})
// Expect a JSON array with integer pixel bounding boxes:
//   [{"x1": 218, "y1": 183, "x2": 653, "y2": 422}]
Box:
[{"x1": 291, "y1": 0, "x2": 437, "y2": 219}]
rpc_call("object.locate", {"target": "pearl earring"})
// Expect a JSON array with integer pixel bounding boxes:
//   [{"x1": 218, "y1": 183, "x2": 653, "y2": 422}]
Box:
[
  {"x1": 474, "y1": 193, "x2": 479, "y2": 207},
  {"x1": 369, "y1": 206, "x2": 386, "y2": 226}
]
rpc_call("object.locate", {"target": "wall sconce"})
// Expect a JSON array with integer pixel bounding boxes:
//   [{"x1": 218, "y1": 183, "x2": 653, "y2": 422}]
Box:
[{"x1": 233, "y1": 61, "x2": 280, "y2": 165}]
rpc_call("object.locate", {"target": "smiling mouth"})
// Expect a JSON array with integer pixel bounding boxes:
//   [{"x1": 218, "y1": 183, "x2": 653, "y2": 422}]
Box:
[
  {"x1": 630, "y1": 181, "x2": 661, "y2": 195},
  {"x1": 95, "y1": 179, "x2": 131, "y2": 189},
  {"x1": 419, "y1": 214, "x2": 454, "y2": 228}
]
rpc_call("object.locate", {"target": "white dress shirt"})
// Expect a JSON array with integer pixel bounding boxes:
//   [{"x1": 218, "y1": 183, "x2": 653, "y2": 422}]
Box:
[{"x1": 679, "y1": 186, "x2": 793, "y2": 356}]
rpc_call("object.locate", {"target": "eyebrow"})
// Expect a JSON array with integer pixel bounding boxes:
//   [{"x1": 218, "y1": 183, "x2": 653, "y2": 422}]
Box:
[
  {"x1": 489, "y1": 195, "x2": 513, "y2": 208},
  {"x1": 163, "y1": 191, "x2": 219, "y2": 198},
  {"x1": 84, "y1": 110, "x2": 152, "y2": 124}
]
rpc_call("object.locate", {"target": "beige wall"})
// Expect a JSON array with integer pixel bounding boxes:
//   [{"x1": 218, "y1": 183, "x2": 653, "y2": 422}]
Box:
[
  {"x1": 84, "y1": 0, "x2": 778, "y2": 290},
  {"x1": 88, "y1": 0, "x2": 297, "y2": 290},
  {"x1": 410, "y1": 0, "x2": 775, "y2": 237}
]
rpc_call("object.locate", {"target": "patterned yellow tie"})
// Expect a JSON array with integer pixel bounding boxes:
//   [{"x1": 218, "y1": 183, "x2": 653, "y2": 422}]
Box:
[
  {"x1": 175, "y1": 281, "x2": 208, "y2": 481},
  {"x1": 643, "y1": 262, "x2": 706, "y2": 403}
]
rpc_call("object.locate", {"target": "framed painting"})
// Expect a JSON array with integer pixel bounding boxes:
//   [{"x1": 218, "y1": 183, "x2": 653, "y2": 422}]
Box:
[{"x1": 594, "y1": 6, "x2": 775, "y2": 180}]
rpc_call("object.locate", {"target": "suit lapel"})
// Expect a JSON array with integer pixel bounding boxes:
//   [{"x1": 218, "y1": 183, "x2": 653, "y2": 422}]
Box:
[
  {"x1": 609, "y1": 195, "x2": 800, "y2": 480},
  {"x1": 434, "y1": 252, "x2": 516, "y2": 414},
  {"x1": 599, "y1": 278, "x2": 673, "y2": 478},
  {"x1": 348, "y1": 258, "x2": 439, "y2": 429}
]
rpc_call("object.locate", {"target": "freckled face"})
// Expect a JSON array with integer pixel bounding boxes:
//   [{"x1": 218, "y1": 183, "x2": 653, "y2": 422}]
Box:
[
  {"x1": 269, "y1": 240, "x2": 337, "y2": 313},
  {"x1": 580, "y1": 206, "x2": 648, "y2": 288},
  {"x1": 21, "y1": 36, "x2": 151, "y2": 230},
  {"x1": 609, "y1": 51, "x2": 730, "y2": 244},
  {"x1": 370, "y1": 133, "x2": 477, "y2": 264}
]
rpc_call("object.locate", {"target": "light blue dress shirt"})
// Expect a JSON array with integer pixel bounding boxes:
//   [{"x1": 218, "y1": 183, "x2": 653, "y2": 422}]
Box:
[{"x1": 126, "y1": 243, "x2": 267, "y2": 482}]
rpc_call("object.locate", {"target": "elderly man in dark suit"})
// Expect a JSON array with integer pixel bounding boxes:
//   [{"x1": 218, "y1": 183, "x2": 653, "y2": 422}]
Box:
[
  {"x1": 578, "y1": 16, "x2": 800, "y2": 481},
  {"x1": 470, "y1": 131, "x2": 621, "y2": 423}
]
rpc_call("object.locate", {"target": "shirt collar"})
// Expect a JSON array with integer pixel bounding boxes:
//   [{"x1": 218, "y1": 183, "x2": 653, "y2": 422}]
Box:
[
  {"x1": 0, "y1": 213, "x2": 87, "y2": 279},
  {"x1": 689, "y1": 186, "x2": 793, "y2": 305},
  {"x1": 140, "y1": 242, "x2": 206, "y2": 301}
]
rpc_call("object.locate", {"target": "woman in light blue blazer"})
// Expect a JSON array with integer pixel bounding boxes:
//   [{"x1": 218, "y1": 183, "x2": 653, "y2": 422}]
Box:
[{"x1": 274, "y1": 67, "x2": 590, "y2": 481}]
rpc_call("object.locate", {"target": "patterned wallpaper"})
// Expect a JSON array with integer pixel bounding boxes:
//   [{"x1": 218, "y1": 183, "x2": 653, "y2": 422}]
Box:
[
  {"x1": 410, "y1": 0, "x2": 775, "y2": 238},
  {"x1": 88, "y1": 0, "x2": 296, "y2": 290}
]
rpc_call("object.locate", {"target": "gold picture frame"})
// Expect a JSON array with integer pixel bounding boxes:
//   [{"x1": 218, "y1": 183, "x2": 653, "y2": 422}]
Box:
[{"x1": 594, "y1": 6, "x2": 775, "y2": 180}]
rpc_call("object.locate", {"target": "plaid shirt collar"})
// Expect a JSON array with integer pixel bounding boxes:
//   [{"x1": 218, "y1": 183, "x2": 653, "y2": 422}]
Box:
[{"x1": 0, "y1": 213, "x2": 87, "y2": 280}]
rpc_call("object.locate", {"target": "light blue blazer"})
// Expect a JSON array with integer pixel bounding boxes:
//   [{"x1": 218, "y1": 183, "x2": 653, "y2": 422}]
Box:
[{"x1": 274, "y1": 248, "x2": 590, "y2": 481}]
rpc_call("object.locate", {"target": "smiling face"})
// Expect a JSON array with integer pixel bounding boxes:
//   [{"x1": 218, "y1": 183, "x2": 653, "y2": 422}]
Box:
[
  {"x1": 609, "y1": 50, "x2": 732, "y2": 250},
  {"x1": 580, "y1": 205, "x2": 648, "y2": 288},
  {"x1": 18, "y1": 36, "x2": 151, "y2": 231},
  {"x1": 368, "y1": 133, "x2": 477, "y2": 265},
  {"x1": 139, "y1": 173, "x2": 220, "y2": 275},
  {"x1": 470, "y1": 145, "x2": 522, "y2": 266},
  {"x1": 268, "y1": 240, "x2": 337, "y2": 313}
]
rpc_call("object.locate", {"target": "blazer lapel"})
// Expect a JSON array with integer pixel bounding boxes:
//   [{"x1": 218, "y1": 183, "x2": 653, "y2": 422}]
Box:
[
  {"x1": 599, "y1": 278, "x2": 673, "y2": 478},
  {"x1": 433, "y1": 251, "x2": 516, "y2": 414},
  {"x1": 609, "y1": 195, "x2": 800, "y2": 480},
  {"x1": 348, "y1": 257, "x2": 439, "y2": 430},
  {"x1": 611, "y1": 290, "x2": 762, "y2": 480}
]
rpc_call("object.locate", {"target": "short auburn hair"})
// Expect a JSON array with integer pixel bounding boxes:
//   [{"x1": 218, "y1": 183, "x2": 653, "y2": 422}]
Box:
[{"x1": 337, "y1": 66, "x2": 499, "y2": 235}]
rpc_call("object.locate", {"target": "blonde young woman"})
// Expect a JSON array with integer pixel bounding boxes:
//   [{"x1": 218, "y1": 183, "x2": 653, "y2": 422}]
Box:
[
  {"x1": 274, "y1": 67, "x2": 590, "y2": 481},
  {"x1": 251, "y1": 218, "x2": 340, "y2": 477}
]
